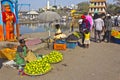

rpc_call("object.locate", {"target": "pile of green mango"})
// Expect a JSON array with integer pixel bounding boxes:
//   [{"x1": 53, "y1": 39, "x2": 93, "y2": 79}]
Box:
[
  {"x1": 42, "y1": 50, "x2": 63, "y2": 64},
  {"x1": 24, "y1": 50, "x2": 63, "y2": 75},
  {"x1": 24, "y1": 59, "x2": 52, "y2": 75}
]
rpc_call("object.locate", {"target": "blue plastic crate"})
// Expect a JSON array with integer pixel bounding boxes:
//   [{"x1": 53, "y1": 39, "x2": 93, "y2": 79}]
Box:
[
  {"x1": 67, "y1": 42, "x2": 77, "y2": 49},
  {"x1": 55, "y1": 39, "x2": 66, "y2": 44},
  {"x1": 111, "y1": 36, "x2": 120, "y2": 44}
]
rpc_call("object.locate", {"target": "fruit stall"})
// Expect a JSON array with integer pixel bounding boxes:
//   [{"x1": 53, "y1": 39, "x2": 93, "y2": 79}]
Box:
[
  {"x1": 0, "y1": 31, "x2": 82, "y2": 76},
  {"x1": 0, "y1": 49, "x2": 63, "y2": 76},
  {"x1": 53, "y1": 31, "x2": 81, "y2": 50}
]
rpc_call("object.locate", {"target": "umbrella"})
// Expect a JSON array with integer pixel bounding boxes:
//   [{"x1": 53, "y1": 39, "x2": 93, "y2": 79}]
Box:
[
  {"x1": 38, "y1": 11, "x2": 61, "y2": 23},
  {"x1": 38, "y1": 11, "x2": 61, "y2": 37}
]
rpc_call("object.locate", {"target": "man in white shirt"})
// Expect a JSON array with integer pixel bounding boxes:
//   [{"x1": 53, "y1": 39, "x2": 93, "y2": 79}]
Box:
[{"x1": 94, "y1": 14, "x2": 104, "y2": 42}]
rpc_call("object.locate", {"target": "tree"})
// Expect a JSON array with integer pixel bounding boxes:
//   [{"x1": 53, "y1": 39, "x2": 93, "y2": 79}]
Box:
[
  {"x1": 77, "y1": 1, "x2": 89, "y2": 13},
  {"x1": 115, "y1": 0, "x2": 120, "y2": 5},
  {"x1": 107, "y1": 4, "x2": 117, "y2": 14},
  {"x1": 107, "y1": 3, "x2": 120, "y2": 14},
  {"x1": 115, "y1": 6, "x2": 120, "y2": 13}
]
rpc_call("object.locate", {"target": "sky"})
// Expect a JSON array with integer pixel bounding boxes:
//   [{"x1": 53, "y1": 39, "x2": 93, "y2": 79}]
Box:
[
  {"x1": 18, "y1": 0, "x2": 114, "y2": 10},
  {"x1": 18, "y1": 0, "x2": 88, "y2": 10}
]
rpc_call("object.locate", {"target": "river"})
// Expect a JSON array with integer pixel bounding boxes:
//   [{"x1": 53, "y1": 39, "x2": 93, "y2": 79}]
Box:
[{"x1": 19, "y1": 22, "x2": 71, "y2": 35}]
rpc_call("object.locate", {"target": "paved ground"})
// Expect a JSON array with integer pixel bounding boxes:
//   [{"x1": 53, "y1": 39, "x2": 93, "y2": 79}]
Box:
[
  {"x1": 0, "y1": 41, "x2": 120, "y2": 80},
  {"x1": 0, "y1": 28, "x2": 120, "y2": 80}
]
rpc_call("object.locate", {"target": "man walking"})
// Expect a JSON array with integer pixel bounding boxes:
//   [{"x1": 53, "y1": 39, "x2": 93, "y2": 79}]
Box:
[{"x1": 94, "y1": 14, "x2": 104, "y2": 42}]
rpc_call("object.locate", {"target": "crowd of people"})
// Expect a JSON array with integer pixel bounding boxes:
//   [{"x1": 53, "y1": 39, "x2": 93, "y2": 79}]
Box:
[
  {"x1": 77, "y1": 12, "x2": 118, "y2": 48},
  {"x1": 52, "y1": 12, "x2": 118, "y2": 48}
]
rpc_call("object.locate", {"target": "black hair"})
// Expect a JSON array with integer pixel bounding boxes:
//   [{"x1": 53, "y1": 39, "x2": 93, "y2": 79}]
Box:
[
  {"x1": 93, "y1": 13, "x2": 99, "y2": 19},
  {"x1": 84, "y1": 29, "x2": 89, "y2": 34},
  {"x1": 55, "y1": 24, "x2": 60, "y2": 29},
  {"x1": 108, "y1": 16, "x2": 111, "y2": 19},
  {"x1": 19, "y1": 39, "x2": 25, "y2": 44},
  {"x1": 19, "y1": 34, "x2": 22, "y2": 36}
]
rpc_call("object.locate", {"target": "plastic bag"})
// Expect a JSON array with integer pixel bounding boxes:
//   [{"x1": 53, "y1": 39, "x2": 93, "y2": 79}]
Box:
[{"x1": 0, "y1": 48, "x2": 16, "y2": 60}]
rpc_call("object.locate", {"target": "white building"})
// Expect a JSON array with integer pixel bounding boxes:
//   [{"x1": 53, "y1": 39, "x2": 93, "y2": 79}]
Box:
[{"x1": 27, "y1": 10, "x2": 39, "y2": 20}]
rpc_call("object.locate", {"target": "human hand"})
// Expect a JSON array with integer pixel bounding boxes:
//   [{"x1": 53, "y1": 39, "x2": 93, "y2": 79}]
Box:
[{"x1": 9, "y1": 16, "x2": 14, "y2": 20}]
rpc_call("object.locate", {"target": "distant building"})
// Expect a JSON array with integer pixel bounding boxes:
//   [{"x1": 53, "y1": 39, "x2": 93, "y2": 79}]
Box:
[
  {"x1": 89, "y1": 0, "x2": 107, "y2": 14},
  {"x1": 19, "y1": 10, "x2": 39, "y2": 20},
  {"x1": 27, "y1": 10, "x2": 39, "y2": 20},
  {"x1": 18, "y1": 11, "x2": 28, "y2": 20}
]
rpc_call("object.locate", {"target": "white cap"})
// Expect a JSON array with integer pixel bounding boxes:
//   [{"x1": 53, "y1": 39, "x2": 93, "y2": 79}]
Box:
[{"x1": 106, "y1": 14, "x2": 110, "y2": 16}]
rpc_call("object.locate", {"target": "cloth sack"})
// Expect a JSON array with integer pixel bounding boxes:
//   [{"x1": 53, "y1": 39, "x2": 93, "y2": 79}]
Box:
[{"x1": 24, "y1": 51, "x2": 37, "y2": 62}]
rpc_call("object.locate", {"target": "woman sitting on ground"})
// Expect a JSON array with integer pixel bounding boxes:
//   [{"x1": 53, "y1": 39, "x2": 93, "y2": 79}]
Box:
[{"x1": 15, "y1": 39, "x2": 29, "y2": 67}]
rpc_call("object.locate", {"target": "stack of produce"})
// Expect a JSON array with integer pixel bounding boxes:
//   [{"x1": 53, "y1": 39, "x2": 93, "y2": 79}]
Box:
[
  {"x1": 24, "y1": 50, "x2": 63, "y2": 76},
  {"x1": 24, "y1": 59, "x2": 52, "y2": 75},
  {"x1": 54, "y1": 34, "x2": 67, "y2": 40},
  {"x1": 66, "y1": 31, "x2": 81, "y2": 41},
  {"x1": 73, "y1": 31, "x2": 81, "y2": 38},
  {"x1": 111, "y1": 30, "x2": 120, "y2": 39},
  {"x1": 42, "y1": 50, "x2": 63, "y2": 64}
]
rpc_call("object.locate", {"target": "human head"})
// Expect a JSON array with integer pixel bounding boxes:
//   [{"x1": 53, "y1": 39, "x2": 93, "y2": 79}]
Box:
[
  {"x1": 88, "y1": 13, "x2": 92, "y2": 16},
  {"x1": 3, "y1": 3, "x2": 11, "y2": 12},
  {"x1": 55, "y1": 24, "x2": 60, "y2": 29},
  {"x1": 107, "y1": 16, "x2": 111, "y2": 19},
  {"x1": 93, "y1": 13, "x2": 99, "y2": 19},
  {"x1": 19, "y1": 39, "x2": 26, "y2": 47},
  {"x1": 106, "y1": 14, "x2": 110, "y2": 17},
  {"x1": 105, "y1": 14, "x2": 110, "y2": 19},
  {"x1": 84, "y1": 29, "x2": 89, "y2": 34},
  {"x1": 81, "y1": 15, "x2": 86, "y2": 19}
]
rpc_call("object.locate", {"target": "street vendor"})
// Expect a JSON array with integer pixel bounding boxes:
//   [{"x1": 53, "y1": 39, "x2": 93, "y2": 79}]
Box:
[
  {"x1": 54, "y1": 24, "x2": 66, "y2": 40},
  {"x1": 15, "y1": 39, "x2": 29, "y2": 66}
]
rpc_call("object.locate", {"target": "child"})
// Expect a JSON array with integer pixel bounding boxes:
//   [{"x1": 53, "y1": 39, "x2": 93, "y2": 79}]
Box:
[{"x1": 84, "y1": 29, "x2": 90, "y2": 48}]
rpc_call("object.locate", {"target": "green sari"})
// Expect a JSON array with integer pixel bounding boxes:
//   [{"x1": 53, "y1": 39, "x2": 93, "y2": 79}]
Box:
[{"x1": 15, "y1": 46, "x2": 27, "y2": 65}]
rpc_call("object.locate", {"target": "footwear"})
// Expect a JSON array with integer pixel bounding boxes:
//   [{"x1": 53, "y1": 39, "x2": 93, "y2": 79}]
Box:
[
  {"x1": 102, "y1": 39, "x2": 104, "y2": 41},
  {"x1": 97, "y1": 40, "x2": 101, "y2": 43},
  {"x1": 106, "y1": 41, "x2": 110, "y2": 43}
]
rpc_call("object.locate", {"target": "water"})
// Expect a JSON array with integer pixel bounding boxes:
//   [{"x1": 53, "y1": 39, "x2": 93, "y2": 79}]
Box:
[{"x1": 19, "y1": 22, "x2": 70, "y2": 35}]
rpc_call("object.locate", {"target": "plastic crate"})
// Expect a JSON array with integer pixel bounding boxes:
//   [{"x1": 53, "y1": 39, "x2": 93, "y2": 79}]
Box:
[
  {"x1": 111, "y1": 36, "x2": 120, "y2": 44},
  {"x1": 67, "y1": 42, "x2": 77, "y2": 49},
  {"x1": 53, "y1": 43, "x2": 66, "y2": 50},
  {"x1": 55, "y1": 39, "x2": 66, "y2": 44}
]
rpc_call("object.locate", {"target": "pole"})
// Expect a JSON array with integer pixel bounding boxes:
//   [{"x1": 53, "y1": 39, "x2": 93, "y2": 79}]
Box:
[{"x1": 15, "y1": 0, "x2": 20, "y2": 39}]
